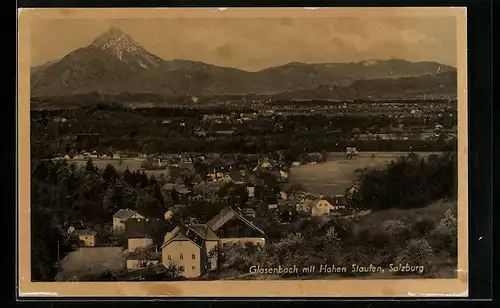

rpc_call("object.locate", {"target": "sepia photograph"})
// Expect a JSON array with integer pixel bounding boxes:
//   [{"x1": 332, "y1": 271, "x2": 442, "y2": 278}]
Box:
[{"x1": 18, "y1": 7, "x2": 468, "y2": 297}]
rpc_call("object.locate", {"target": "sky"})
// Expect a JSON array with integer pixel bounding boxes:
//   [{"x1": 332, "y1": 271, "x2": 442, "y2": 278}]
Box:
[{"x1": 30, "y1": 16, "x2": 457, "y2": 71}]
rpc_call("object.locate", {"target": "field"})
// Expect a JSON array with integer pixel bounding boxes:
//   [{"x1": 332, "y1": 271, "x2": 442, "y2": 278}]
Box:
[
  {"x1": 288, "y1": 151, "x2": 444, "y2": 196},
  {"x1": 56, "y1": 247, "x2": 127, "y2": 281}
]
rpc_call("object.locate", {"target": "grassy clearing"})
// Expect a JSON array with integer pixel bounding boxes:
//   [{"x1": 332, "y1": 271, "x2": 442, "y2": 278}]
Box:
[
  {"x1": 56, "y1": 247, "x2": 127, "y2": 281},
  {"x1": 288, "y1": 151, "x2": 444, "y2": 196}
]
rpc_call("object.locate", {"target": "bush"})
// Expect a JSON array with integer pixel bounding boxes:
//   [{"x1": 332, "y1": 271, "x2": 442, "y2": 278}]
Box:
[
  {"x1": 428, "y1": 209, "x2": 457, "y2": 257},
  {"x1": 410, "y1": 215, "x2": 438, "y2": 238},
  {"x1": 394, "y1": 239, "x2": 435, "y2": 276}
]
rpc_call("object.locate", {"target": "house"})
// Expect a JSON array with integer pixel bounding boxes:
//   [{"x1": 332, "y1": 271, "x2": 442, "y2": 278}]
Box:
[
  {"x1": 247, "y1": 186, "x2": 255, "y2": 198},
  {"x1": 113, "y1": 154, "x2": 121, "y2": 159},
  {"x1": 206, "y1": 207, "x2": 266, "y2": 245},
  {"x1": 295, "y1": 197, "x2": 316, "y2": 213},
  {"x1": 252, "y1": 158, "x2": 273, "y2": 172},
  {"x1": 112, "y1": 209, "x2": 146, "y2": 232},
  {"x1": 125, "y1": 217, "x2": 164, "y2": 263},
  {"x1": 267, "y1": 198, "x2": 279, "y2": 210},
  {"x1": 311, "y1": 197, "x2": 346, "y2": 216},
  {"x1": 280, "y1": 191, "x2": 288, "y2": 200},
  {"x1": 160, "y1": 207, "x2": 266, "y2": 278},
  {"x1": 71, "y1": 229, "x2": 98, "y2": 247},
  {"x1": 126, "y1": 223, "x2": 155, "y2": 253},
  {"x1": 311, "y1": 199, "x2": 334, "y2": 216},
  {"x1": 161, "y1": 224, "x2": 219, "y2": 278}
]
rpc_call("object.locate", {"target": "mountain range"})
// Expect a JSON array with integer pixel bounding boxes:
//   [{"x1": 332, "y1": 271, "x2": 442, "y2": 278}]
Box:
[{"x1": 30, "y1": 27, "x2": 457, "y2": 99}]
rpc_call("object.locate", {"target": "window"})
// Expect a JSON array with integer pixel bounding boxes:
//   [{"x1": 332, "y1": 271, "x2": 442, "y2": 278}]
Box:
[
  {"x1": 180, "y1": 253, "x2": 183, "y2": 259},
  {"x1": 192, "y1": 254, "x2": 196, "y2": 259},
  {"x1": 168, "y1": 255, "x2": 172, "y2": 260},
  {"x1": 192, "y1": 266, "x2": 196, "y2": 270},
  {"x1": 179, "y1": 266, "x2": 185, "y2": 272}
]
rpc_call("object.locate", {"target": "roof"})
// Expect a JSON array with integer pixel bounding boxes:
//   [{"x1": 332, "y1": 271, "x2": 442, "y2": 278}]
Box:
[
  {"x1": 166, "y1": 204, "x2": 185, "y2": 213},
  {"x1": 161, "y1": 224, "x2": 217, "y2": 249},
  {"x1": 124, "y1": 218, "x2": 161, "y2": 238},
  {"x1": 72, "y1": 229, "x2": 97, "y2": 236},
  {"x1": 206, "y1": 207, "x2": 265, "y2": 235},
  {"x1": 113, "y1": 209, "x2": 137, "y2": 220},
  {"x1": 188, "y1": 224, "x2": 219, "y2": 241}
]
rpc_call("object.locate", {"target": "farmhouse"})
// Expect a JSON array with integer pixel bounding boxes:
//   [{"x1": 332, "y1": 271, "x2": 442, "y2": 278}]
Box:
[
  {"x1": 161, "y1": 224, "x2": 219, "y2": 278},
  {"x1": 113, "y1": 209, "x2": 146, "y2": 232},
  {"x1": 71, "y1": 229, "x2": 98, "y2": 247},
  {"x1": 206, "y1": 206, "x2": 266, "y2": 245},
  {"x1": 161, "y1": 206, "x2": 266, "y2": 278},
  {"x1": 126, "y1": 225, "x2": 154, "y2": 253},
  {"x1": 247, "y1": 186, "x2": 255, "y2": 198},
  {"x1": 295, "y1": 197, "x2": 316, "y2": 213},
  {"x1": 311, "y1": 197, "x2": 346, "y2": 216}
]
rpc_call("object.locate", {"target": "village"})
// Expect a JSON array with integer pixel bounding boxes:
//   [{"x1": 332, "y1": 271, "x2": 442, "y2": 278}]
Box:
[{"x1": 58, "y1": 147, "x2": 368, "y2": 281}]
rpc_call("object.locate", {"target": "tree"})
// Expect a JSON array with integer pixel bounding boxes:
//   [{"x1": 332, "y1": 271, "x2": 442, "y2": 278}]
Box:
[
  {"x1": 171, "y1": 188, "x2": 179, "y2": 204},
  {"x1": 31, "y1": 203, "x2": 72, "y2": 281},
  {"x1": 85, "y1": 159, "x2": 96, "y2": 172},
  {"x1": 149, "y1": 175, "x2": 157, "y2": 187},
  {"x1": 123, "y1": 167, "x2": 133, "y2": 185},
  {"x1": 136, "y1": 189, "x2": 163, "y2": 218},
  {"x1": 139, "y1": 171, "x2": 149, "y2": 188},
  {"x1": 102, "y1": 164, "x2": 118, "y2": 183}
]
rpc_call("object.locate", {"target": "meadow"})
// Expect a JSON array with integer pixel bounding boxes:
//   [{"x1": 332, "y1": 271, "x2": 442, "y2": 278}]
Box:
[
  {"x1": 56, "y1": 247, "x2": 127, "y2": 281},
  {"x1": 288, "y1": 151, "x2": 445, "y2": 196}
]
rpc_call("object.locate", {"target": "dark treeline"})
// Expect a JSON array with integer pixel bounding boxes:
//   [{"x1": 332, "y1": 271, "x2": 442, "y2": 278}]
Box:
[{"x1": 352, "y1": 152, "x2": 457, "y2": 211}]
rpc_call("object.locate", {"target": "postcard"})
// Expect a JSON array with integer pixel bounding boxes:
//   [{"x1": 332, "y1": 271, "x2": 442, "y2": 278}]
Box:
[{"x1": 17, "y1": 7, "x2": 468, "y2": 297}]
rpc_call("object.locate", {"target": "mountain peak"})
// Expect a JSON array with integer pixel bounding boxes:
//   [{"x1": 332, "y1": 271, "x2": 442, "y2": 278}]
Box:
[{"x1": 90, "y1": 27, "x2": 142, "y2": 56}]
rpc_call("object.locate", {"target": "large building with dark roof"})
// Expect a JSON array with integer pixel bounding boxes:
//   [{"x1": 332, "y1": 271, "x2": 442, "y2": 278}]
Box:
[{"x1": 160, "y1": 207, "x2": 265, "y2": 278}]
